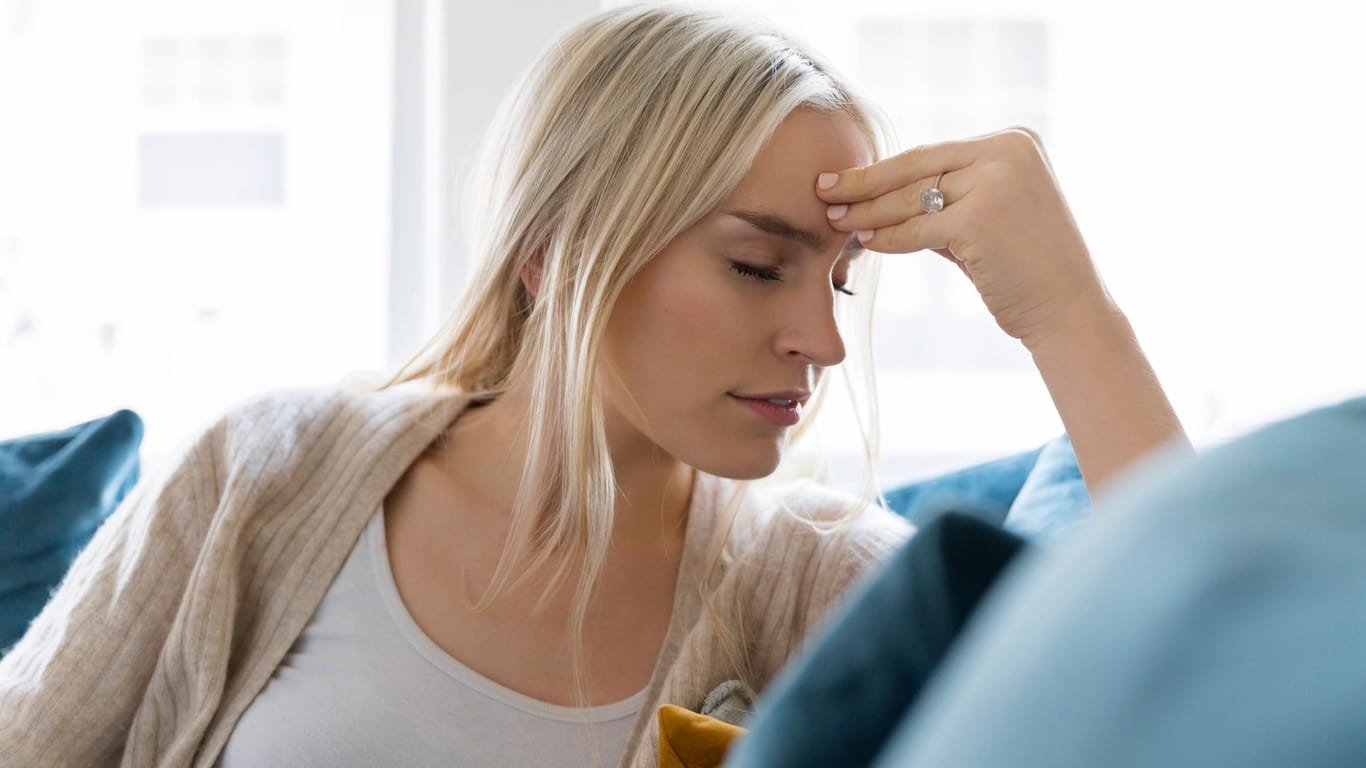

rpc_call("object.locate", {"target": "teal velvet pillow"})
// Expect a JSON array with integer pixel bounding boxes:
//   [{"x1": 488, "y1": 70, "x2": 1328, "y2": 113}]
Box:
[{"x1": 0, "y1": 409, "x2": 143, "y2": 657}]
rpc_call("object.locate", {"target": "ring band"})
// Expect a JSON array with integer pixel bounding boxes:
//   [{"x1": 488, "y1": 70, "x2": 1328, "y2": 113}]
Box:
[{"x1": 921, "y1": 172, "x2": 945, "y2": 214}]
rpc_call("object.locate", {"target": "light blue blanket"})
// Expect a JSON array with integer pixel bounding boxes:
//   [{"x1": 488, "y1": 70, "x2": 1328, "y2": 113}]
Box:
[{"x1": 731, "y1": 394, "x2": 1366, "y2": 768}]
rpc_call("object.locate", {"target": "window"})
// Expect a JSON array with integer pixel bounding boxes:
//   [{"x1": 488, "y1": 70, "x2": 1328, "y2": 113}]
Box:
[
  {"x1": 8, "y1": 0, "x2": 1362, "y2": 495},
  {"x1": 597, "y1": 0, "x2": 1366, "y2": 493},
  {"x1": 827, "y1": 15, "x2": 1061, "y2": 490},
  {"x1": 629, "y1": 4, "x2": 1072, "y2": 490},
  {"x1": 0, "y1": 0, "x2": 393, "y2": 476}
]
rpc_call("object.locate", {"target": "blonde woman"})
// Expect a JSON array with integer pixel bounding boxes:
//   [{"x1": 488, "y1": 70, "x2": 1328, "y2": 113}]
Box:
[{"x1": 0, "y1": 3, "x2": 1187, "y2": 767}]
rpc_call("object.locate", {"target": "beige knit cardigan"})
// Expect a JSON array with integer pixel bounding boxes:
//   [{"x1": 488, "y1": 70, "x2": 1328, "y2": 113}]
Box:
[{"x1": 0, "y1": 383, "x2": 913, "y2": 767}]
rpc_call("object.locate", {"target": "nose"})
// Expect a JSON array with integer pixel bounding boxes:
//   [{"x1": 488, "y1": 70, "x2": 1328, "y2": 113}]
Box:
[{"x1": 773, "y1": 283, "x2": 847, "y2": 368}]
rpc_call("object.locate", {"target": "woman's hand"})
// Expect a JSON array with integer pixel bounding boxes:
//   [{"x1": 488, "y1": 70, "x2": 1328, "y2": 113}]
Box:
[
  {"x1": 818, "y1": 126, "x2": 1114, "y2": 349},
  {"x1": 818, "y1": 126, "x2": 1192, "y2": 496}
]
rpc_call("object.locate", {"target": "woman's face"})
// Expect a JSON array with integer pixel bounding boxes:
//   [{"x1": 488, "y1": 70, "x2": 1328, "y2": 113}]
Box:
[{"x1": 600, "y1": 107, "x2": 874, "y2": 480}]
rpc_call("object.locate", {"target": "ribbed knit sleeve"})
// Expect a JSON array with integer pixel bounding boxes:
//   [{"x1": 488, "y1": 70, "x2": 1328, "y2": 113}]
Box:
[{"x1": 0, "y1": 415, "x2": 228, "y2": 767}]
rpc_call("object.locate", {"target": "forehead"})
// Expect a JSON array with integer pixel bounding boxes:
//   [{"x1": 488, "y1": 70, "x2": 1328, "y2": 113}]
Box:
[{"x1": 723, "y1": 108, "x2": 873, "y2": 211}]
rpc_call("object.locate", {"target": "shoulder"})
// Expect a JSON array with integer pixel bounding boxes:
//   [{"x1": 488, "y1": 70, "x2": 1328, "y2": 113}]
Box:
[
  {"x1": 216, "y1": 382, "x2": 402, "y2": 442},
  {"x1": 745, "y1": 479, "x2": 915, "y2": 573},
  {"x1": 123, "y1": 381, "x2": 463, "y2": 546},
  {"x1": 706, "y1": 479, "x2": 914, "y2": 685},
  {"x1": 179, "y1": 386, "x2": 344, "y2": 479},
  {"x1": 734, "y1": 479, "x2": 914, "y2": 626},
  {"x1": 163, "y1": 381, "x2": 458, "y2": 494},
  {"x1": 214, "y1": 380, "x2": 452, "y2": 459}
]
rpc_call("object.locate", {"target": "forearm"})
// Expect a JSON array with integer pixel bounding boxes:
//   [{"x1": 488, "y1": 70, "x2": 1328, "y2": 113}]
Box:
[{"x1": 1025, "y1": 295, "x2": 1193, "y2": 501}]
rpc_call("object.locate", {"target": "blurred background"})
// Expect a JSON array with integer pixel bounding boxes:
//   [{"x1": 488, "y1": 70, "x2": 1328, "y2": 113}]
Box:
[{"x1": 1, "y1": 0, "x2": 1362, "y2": 493}]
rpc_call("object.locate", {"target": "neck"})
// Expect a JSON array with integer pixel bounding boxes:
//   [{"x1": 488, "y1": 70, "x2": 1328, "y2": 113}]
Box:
[{"x1": 434, "y1": 376, "x2": 694, "y2": 553}]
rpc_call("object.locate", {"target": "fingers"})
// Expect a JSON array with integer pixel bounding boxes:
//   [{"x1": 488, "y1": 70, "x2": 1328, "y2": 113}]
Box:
[
  {"x1": 827, "y1": 169, "x2": 963, "y2": 235},
  {"x1": 827, "y1": 166, "x2": 968, "y2": 257},
  {"x1": 815, "y1": 138, "x2": 977, "y2": 204},
  {"x1": 851, "y1": 198, "x2": 959, "y2": 256}
]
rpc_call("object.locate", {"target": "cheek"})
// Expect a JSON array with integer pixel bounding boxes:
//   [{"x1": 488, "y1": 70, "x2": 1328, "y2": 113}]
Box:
[{"x1": 608, "y1": 261, "x2": 756, "y2": 403}]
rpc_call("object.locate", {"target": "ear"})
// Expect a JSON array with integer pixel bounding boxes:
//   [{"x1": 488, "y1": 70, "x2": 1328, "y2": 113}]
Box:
[{"x1": 520, "y1": 259, "x2": 542, "y2": 298}]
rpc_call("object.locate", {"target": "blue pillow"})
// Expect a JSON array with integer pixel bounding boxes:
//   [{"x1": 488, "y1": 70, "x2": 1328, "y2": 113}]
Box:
[
  {"x1": 0, "y1": 409, "x2": 143, "y2": 657},
  {"x1": 882, "y1": 445, "x2": 1043, "y2": 528},
  {"x1": 1002, "y1": 433, "x2": 1094, "y2": 543},
  {"x1": 884, "y1": 434, "x2": 1091, "y2": 541}
]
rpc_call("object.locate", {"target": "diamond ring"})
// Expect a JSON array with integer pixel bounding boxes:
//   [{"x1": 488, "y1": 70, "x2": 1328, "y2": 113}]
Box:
[{"x1": 921, "y1": 172, "x2": 945, "y2": 214}]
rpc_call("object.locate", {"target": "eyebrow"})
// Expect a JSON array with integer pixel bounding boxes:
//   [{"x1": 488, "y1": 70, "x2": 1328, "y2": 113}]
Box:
[{"x1": 723, "y1": 209, "x2": 863, "y2": 256}]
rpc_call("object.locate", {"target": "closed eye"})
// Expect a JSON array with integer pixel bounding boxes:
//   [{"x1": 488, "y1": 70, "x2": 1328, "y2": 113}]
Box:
[
  {"x1": 729, "y1": 261, "x2": 782, "y2": 282},
  {"x1": 729, "y1": 261, "x2": 857, "y2": 296}
]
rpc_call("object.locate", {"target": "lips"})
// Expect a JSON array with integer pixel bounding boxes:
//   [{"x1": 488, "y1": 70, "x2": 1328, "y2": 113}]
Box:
[
  {"x1": 728, "y1": 389, "x2": 811, "y2": 406},
  {"x1": 728, "y1": 392, "x2": 807, "y2": 427}
]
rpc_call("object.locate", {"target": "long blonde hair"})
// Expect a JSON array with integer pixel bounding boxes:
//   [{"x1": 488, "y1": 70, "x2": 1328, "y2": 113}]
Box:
[{"x1": 351, "y1": 0, "x2": 896, "y2": 756}]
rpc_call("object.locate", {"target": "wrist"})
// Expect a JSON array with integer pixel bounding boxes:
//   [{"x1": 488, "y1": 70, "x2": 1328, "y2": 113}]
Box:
[
  {"x1": 1022, "y1": 287, "x2": 1127, "y2": 358},
  {"x1": 1019, "y1": 289, "x2": 1190, "y2": 498}
]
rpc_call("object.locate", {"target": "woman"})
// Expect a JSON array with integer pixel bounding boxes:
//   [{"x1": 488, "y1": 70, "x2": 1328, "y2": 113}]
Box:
[{"x1": 0, "y1": 4, "x2": 1187, "y2": 767}]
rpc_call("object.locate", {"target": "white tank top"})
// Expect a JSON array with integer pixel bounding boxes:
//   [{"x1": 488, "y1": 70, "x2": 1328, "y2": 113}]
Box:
[{"x1": 218, "y1": 506, "x2": 648, "y2": 767}]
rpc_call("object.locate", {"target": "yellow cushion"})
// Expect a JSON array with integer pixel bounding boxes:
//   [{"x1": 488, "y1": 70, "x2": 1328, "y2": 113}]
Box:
[{"x1": 657, "y1": 704, "x2": 748, "y2": 768}]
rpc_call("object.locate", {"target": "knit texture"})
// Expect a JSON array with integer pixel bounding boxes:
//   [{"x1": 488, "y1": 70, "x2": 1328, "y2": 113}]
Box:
[{"x1": 0, "y1": 383, "x2": 913, "y2": 767}]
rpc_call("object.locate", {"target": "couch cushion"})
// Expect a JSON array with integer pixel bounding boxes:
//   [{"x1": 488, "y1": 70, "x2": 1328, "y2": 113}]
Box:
[
  {"x1": 1002, "y1": 433, "x2": 1094, "y2": 543},
  {"x1": 881, "y1": 445, "x2": 1043, "y2": 528},
  {"x1": 0, "y1": 409, "x2": 143, "y2": 657},
  {"x1": 883, "y1": 434, "x2": 1091, "y2": 542}
]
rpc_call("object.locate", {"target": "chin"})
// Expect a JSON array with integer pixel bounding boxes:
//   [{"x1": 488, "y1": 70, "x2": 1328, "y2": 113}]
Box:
[{"x1": 687, "y1": 444, "x2": 783, "y2": 481}]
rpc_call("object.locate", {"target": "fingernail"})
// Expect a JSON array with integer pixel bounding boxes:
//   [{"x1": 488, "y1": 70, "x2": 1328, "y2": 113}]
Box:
[
  {"x1": 818, "y1": 173, "x2": 839, "y2": 190},
  {"x1": 826, "y1": 204, "x2": 848, "y2": 220},
  {"x1": 856, "y1": 229, "x2": 874, "y2": 243}
]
